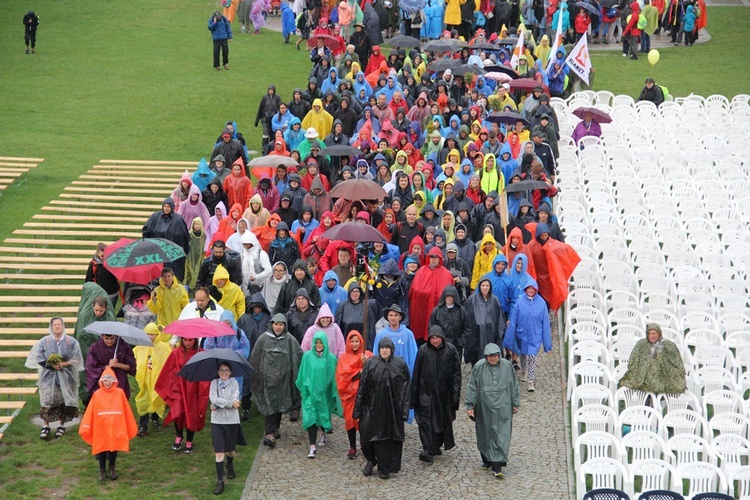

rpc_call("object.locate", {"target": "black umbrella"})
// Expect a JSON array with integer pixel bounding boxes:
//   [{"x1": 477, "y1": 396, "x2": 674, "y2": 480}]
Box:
[
  {"x1": 505, "y1": 180, "x2": 554, "y2": 193},
  {"x1": 452, "y1": 63, "x2": 487, "y2": 77},
  {"x1": 485, "y1": 111, "x2": 528, "y2": 126},
  {"x1": 576, "y1": 1, "x2": 601, "y2": 17},
  {"x1": 177, "y1": 348, "x2": 253, "y2": 382},
  {"x1": 422, "y1": 40, "x2": 459, "y2": 53},
  {"x1": 386, "y1": 35, "x2": 421, "y2": 48},
  {"x1": 428, "y1": 58, "x2": 462, "y2": 72},
  {"x1": 470, "y1": 41, "x2": 500, "y2": 51},
  {"x1": 497, "y1": 37, "x2": 519, "y2": 45},
  {"x1": 481, "y1": 65, "x2": 520, "y2": 79},
  {"x1": 321, "y1": 145, "x2": 363, "y2": 157}
]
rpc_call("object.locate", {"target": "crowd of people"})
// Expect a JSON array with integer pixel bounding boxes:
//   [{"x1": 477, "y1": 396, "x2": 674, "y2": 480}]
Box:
[{"x1": 22, "y1": 3, "x2": 605, "y2": 493}]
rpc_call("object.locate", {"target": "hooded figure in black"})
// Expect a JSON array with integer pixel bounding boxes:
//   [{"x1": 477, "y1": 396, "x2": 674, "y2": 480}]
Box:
[
  {"x1": 268, "y1": 222, "x2": 300, "y2": 272},
  {"x1": 238, "y1": 292, "x2": 272, "y2": 351},
  {"x1": 284, "y1": 174, "x2": 308, "y2": 214},
  {"x1": 372, "y1": 259, "x2": 402, "y2": 311},
  {"x1": 274, "y1": 192, "x2": 299, "y2": 228},
  {"x1": 353, "y1": 336, "x2": 410, "y2": 479},
  {"x1": 288, "y1": 88, "x2": 312, "y2": 119},
  {"x1": 462, "y1": 277, "x2": 506, "y2": 365},
  {"x1": 275, "y1": 259, "x2": 321, "y2": 315},
  {"x1": 536, "y1": 202, "x2": 565, "y2": 242},
  {"x1": 429, "y1": 286, "x2": 471, "y2": 360},
  {"x1": 201, "y1": 179, "x2": 229, "y2": 215},
  {"x1": 255, "y1": 84, "x2": 282, "y2": 151},
  {"x1": 506, "y1": 198, "x2": 535, "y2": 243},
  {"x1": 142, "y1": 198, "x2": 190, "y2": 280},
  {"x1": 285, "y1": 288, "x2": 319, "y2": 344},
  {"x1": 411, "y1": 325, "x2": 461, "y2": 462},
  {"x1": 335, "y1": 282, "x2": 379, "y2": 351}
]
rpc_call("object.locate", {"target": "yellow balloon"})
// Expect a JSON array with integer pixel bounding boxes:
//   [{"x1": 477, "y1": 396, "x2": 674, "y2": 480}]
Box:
[{"x1": 648, "y1": 49, "x2": 660, "y2": 66}]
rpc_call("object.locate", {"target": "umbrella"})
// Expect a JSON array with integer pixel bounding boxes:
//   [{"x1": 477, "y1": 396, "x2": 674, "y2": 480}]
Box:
[
  {"x1": 497, "y1": 37, "x2": 519, "y2": 45},
  {"x1": 104, "y1": 238, "x2": 186, "y2": 285},
  {"x1": 399, "y1": 0, "x2": 427, "y2": 12},
  {"x1": 320, "y1": 221, "x2": 386, "y2": 243},
  {"x1": 469, "y1": 41, "x2": 500, "y2": 51},
  {"x1": 248, "y1": 155, "x2": 299, "y2": 167},
  {"x1": 452, "y1": 63, "x2": 487, "y2": 77},
  {"x1": 177, "y1": 348, "x2": 253, "y2": 382},
  {"x1": 509, "y1": 78, "x2": 551, "y2": 94},
  {"x1": 575, "y1": 1, "x2": 601, "y2": 17},
  {"x1": 505, "y1": 180, "x2": 555, "y2": 193},
  {"x1": 427, "y1": 58, "x2": 462, "y2": 73},
  {"x1": 422, "y1": 40, "x2": 459, "y2": 53},
  {"x1": 481, "y1": 65, "x2": 520, "y2": 79},
  {"x1": 83, "y1": 321, "x2": 153, "y2": 347},
  {"x1": 484, "y1": 72, "x2": 514, "y2": 83},
  {"x1": 330, "y1": 178, "x2": 388, "y2": 200},
  {"x1": 163, "y1": 318, "x2": 236, "y2": 339},
  {"x1": 485, "y1": 111, "x2": 529, "y2": 126},
  {"x1": 308, "y1": 34, "x2": 343, "y2": 52},
  {"x1": 320, "y1": 145, "x2": 363, "y2": 157},
  {"x1": 386, "y1": 35, "x2": 421, "y2": 48},
  {"x1": 573, "y1": 106, "x2": 613, "y2": 124}
]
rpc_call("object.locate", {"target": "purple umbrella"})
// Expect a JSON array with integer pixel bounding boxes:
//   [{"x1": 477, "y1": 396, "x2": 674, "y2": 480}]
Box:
[
  {"x1": 573, "y1": 106, "x2": 613, "y2": 124},
  {"x1": 321, "y1": 222, "x2": 385, "y2": 243}
]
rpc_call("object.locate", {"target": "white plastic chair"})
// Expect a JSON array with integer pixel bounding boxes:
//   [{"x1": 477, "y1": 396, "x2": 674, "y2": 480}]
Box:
[
  {"x1": 609, "y1": 324, "x2": 645, "y2": 345},
  {"x1": 573, "y1": 404, "x2": 617, "y2": 444},
  {"x1": 693, "y1": 346, "x2": 736, "y2": 371},
  {"x1": 571, "y1": 384, "x2": 615, "y2": 414},
  {"x1": 658, "y1": 393, "x2": 702, "y2": 416},
  {"x1": 569, "y1": 307, "x2": 608, "y2": 328},
  {"x1": 695, "y1": 366, "x2": 739, "y2": 396},
  {"x1": 574, "y1": 431, "x2": 623, "y2": 473},
  {"x1": 712, "y1": 435, "x2": 750, "y2": 478},
  {"x1": 570, "y1": 341, "x2": 612, "y2": 373},
  {"x1": 621, "y1": 431, "x2": 672, "y2": 465},
  {"x1": 629, "y1": 459, "x2": 678, "y2": 498},
  {"x1": 617, "y1": 405, "x2": 665, "y2": 439},
  {"x1": 719, "y1": 313, "x2": 750, "y2": 337},
  {"x1": 703, "y1": 390, "x2": 745, "y2": 418},
  {"x1": 567, "y1": 321, "x2": 608, "y2": 346},
  {"x1": 682, "y1": 312, "x2": 721, "y2": 334},
  {"x1": 643, "y1": 309, "x2": 681, "y2": 332},
  {"x1": 609, "y1": 308, "x2": 647, "y2": 330},
  {"x1": 614, "y1": 387, "x2": 656, "y2": 415},
  {"x1": 604, "y1": 290, "x2": 640, "y2": 314},
  {"x1": 567, "y1": 288, "x2": 605, "y2": 311},
  {"x1": 570, "y1": 362, "x2": 615, "y2": 399},
  {"x1": 685, "y1": 329, "x2": 725, "y2": 353},
  {"x1": 668, "y1": 435, "x2": 718, "y2": 468},
  {"x1": 577, "y1": 457, "x2": 629, "y2": 499},
  {"x1": 728, "y1": 465, "x2": 750, "y2": 500},
  {"x1": 676, "y1": 462, "x2": 729, "y2": 498},
  {"x1": 725, "y1": 332, "x2": 750, "y2": 359},
  {"x1": 709, "y1": 413, "x2": 750, "y2": 439},
  {"x1": 663, "y1": 409, "x2": 710, "y2": 440},
  {"x1": 640, "y1": 293, "x2": 677, "y2": 314}
]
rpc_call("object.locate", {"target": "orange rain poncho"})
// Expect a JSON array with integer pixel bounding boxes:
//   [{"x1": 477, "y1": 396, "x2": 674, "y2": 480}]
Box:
[
  {"x1": 335, "y1": 331, "x2": 372, "y2": 430},
  {"x1": 79, "y1": 367, "x2": 138, "y2": 455}
]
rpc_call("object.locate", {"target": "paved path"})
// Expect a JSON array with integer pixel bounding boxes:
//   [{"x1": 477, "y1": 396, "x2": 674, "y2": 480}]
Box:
[{"x1": 243, "y1": 317, "x2": 572, "y2": 499}]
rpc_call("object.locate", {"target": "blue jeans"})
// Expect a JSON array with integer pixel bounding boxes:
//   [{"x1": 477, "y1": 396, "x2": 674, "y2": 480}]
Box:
[{"x1": 640, "y1": 32, "x2": 651, "y2": 52}]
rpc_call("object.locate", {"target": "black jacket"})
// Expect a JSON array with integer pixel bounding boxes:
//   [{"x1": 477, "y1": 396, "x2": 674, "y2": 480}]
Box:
[
  {"x1": 196, "y1": 249, "x2": 243, "y2": 293},
  {"x1": 429, "y1": 286, "x2": 471, "y2": 347},
  {"x1": 274, "y1": 260, "x2": 321, "y2": 314},
  {"x1": 237, "y1": 292, "x2": 272, "y2": 352}
]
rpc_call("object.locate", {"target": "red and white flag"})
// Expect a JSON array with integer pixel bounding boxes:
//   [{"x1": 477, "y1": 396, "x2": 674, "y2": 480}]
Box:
[
  {"x1": 548, "y1": 6, "x2": 565, "y2": 67},
  {"x1": 510, "y1": 29, "x2": 525, "y2": 70},
  {"x1": 564, "y1": 33, "x2": 592, "y2": 85}
]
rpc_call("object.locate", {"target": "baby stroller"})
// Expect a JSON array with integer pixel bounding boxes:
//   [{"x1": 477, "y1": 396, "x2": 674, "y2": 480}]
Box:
[{"x1": 121, "y1": 283, "x2": 156, "y2": 330}]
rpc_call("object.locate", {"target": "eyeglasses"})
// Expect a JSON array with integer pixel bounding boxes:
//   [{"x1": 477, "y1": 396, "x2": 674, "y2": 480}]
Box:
[{"x1": 218, "y1": 368, "x2": 231, "y2": 373}]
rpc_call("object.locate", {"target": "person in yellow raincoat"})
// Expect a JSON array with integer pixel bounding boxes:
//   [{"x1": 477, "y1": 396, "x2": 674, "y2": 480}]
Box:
[
  {"x1": 301, "y1": 99, "x2": 334, "y2": 139},
  {"x1": 134, "y1": 323, "x2": 171, "y2": 437},
  {"x1": 471, "y1": 233, "x2": 501, "y2": 290},
  {"x1": 212, "y1": 264, "x2": 246, "y2": 321},
  {"x1": 444, "y1": 0, "x2": 467, "y2": 29},
  {"x1": 147, "y1": 268, "x2": 189, "y2": 340}
]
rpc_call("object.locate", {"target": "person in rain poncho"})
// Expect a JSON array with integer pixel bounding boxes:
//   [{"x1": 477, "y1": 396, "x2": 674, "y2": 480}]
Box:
[
  {"x1": 26, "y1": 317, "x2": 83, "y2": 440},
  {"x1": 251, "y1": 314, "x2": 303, "y2": 448},
  {"x1": 185, "y1": 218, "x2": 207, "y2": 290},
  {"x1": 79, "y1": 367, "x2": 138, "y2": 482},
  {"x1": 205, "y1": 310, "x2": 251, "y2": 395},
  {"x1": 178, "y1": 184, "x2": 211, "y2": 231},
  {"x1": 318, "y1": 270, "x2": 348, "y2": 316},
  {"x1": 407, "y1": 247, "x2": 455, "y2": 345},
  {"x1": 302, "y1": 99, "x2": 334, "y2": 140},
  {"x1": 462, "y1": 277, "x2": 506, "y2": 366},
  {"x1": 212, "y1": 264, "x2": 246, "y2": 321},
  {"x1": 411, "y1": 325, "x2": 461, "y2": 464},
  {"x1": 525, "y1": 222, "x2": 580, "y2": 311},
  {"x1": 85, "y1": 332, "x2": 137, "y2": 405},
  {"x1": 155, "y1": 336, "x2": 210, "y2": 454},
  {"x1": 239, "y1": 231, "x2": 272, "y2": 296},
  {"x1": 336, "y1": 282, "x2": 379, "y2": 352},
  {"x1": 503, "y1": 279, "x2": 551, "y2": 393},
  {"x1": 262, "y1": 261, "x2": 289, "y2": 312},
  {"x1": 142, "y1": 198, "x2": 190, "y2": 280},
  {"x1": 465, "y1": 343, "x2": 519, "y2": 478},
  {"x1": 336, "y1": 330, "x2": 373, "y2": 460},
  {"x1": 147, "y1": 267, "x2": 189, "y2": 336},
  {"x1": 171, "y1": 171, "x2": 192, "y2": 213},
  {"x1": 619, "y1": 323, "x2": 687, "y2": 394},
  {"x1": 133, "y1": 323, "x2": 171, "y2": 436},
  {"x1": 243, "y1": 193, "x2": 271, "y2": 230},
  {"x1": 209, "y1": 362, "x2": 247, "y2": 495},
  {"x1": 353, "y1": 336, "x2": 411, "y2": 480},
  {"x1": 296, "y1": 332, "x2": 344, "y2": 458},
  {"x1": 301, "y1": 303, "x2": 346, "y2": 358},
  {"x1": 74, "y1": 283, "x2": 116, "y2": 402}
]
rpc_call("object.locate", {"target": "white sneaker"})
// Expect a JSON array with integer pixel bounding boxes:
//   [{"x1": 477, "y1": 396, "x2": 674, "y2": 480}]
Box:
[
  {"x1": 527, "y1": 381, "x2": 536, "y2": 392},
  {"x1": 308, "y1": 445, "x2": 316, "y2": 458},
  {"x1": 318, "y1": 433, "x2": 327, "y2": 447}
]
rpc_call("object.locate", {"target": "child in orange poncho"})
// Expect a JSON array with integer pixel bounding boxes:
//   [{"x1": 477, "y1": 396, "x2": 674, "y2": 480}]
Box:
[
  {"x1": 335, "y1": 330, "x2": 372, "y2": 459},
  {"x1": 79, "y1": 367, "x2": 138, "y2": 482}
]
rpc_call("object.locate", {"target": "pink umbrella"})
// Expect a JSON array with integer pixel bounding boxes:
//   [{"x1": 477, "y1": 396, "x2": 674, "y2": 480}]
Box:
[{"x1": 163, "y1": 318, "x2": 235, "y2": 339}]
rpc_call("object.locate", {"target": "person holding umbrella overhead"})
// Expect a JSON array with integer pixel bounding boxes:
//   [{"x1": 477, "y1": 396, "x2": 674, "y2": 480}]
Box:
[
  {"x1": 209, "y1": 361, "x2": 246, "y2": 495},
  {"x1": 84, "y1": 332, "x2": 137, "y2": 407},
  {"x1": 74, "y1": 282, "x2": 116, "y2": 403}
]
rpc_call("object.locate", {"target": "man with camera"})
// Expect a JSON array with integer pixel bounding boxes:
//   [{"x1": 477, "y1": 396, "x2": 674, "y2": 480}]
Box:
[{"x1": 208, "y1": 11, "x2": 233, "y2": 71}]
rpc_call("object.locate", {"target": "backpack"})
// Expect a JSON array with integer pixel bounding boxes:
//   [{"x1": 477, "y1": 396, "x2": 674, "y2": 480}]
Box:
[
  {"x1": 637, "y1": 13, "x2": 647, "y2": 30},
  {"x1": 658, "y1": 84, "x2": 670, "y2": 101}
]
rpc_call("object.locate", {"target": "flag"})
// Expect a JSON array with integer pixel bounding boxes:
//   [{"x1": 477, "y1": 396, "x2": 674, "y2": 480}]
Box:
[
  {"x1": 510, "y1": 29, "x2": 525, "y2": 70},
  {"x1": 548, "y1": 5, "x2": 565, "y2": 67},
  {"x1": 564, "y1": 33, "x2": 592, "y2": 85}
]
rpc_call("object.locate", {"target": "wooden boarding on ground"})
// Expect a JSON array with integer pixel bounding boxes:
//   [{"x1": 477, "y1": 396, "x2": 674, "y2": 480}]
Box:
[
  {"x1": 99, "y1": 159, "x2": 195, "y2": 166},
  {"x1": 0, "y1": 388, "x2": 38, "y2": 395},
  {"x1": 0, "y1": 339, "x2": 43, "y2": 346},
  {"x1": 0, "y1": 296, "x2": 81, "y2": 302},
  {"x1": 23, "y1": 222, "x2": 142, "y2": 230},
  {"x1": 0, "y1": 256, "x2": 95, "y2": 264},
  {"x1": 0, "y1": 262, "x2": 88, "y2": 271},
  {"x1": 41, "y1": 206, "x2": 154, "y2": 217},
  {"x1": 64, "y1": 186, "x2": 173, "y2": 195},
  {"x1": 0, "y1": 158, "x2": 43, "y2": 190},
  {"x1": 0, "y1": 317, "x2": 76, "y2": 324},
  {"x1": 0, "y1": 273, "x2": 84, "y2": 280},
  {"x1": 0, "y1": 283, "x2": 83, "y2": 290},
  {"x1": 32, "y1": 214, "x2": 148, "y2": 223},
  {"x1": 0, "y1": 246, "x2": 94, "y2": 255},
  {"x1": 0, "y1": 352, "x2": 31, "y2": 359},
  {"x1": 59, "y1": 193, "x2": 165, "y2": 203},
  {"x1": 12, "y1": 230, "x2": 142, "y2": 238}
]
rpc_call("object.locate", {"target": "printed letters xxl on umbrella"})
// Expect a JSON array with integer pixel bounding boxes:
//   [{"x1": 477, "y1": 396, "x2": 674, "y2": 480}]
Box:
[
  {"x1": 177, "y1": 348, "x2": 253, "y2": 382},
  {"x1": 104, "y1": 238, "x2": 186, "y2": 285},
  {"x1": 330, "y1": 178, "x2": 388, "y2": 201},
  {"x1": 163, "y1": 317, "x2": 236, "y2": 339}
]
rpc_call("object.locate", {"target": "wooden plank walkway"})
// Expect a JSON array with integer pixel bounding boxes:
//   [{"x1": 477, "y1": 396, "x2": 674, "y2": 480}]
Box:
[
  {"x1": 0, "y1": 157, "x2": 44, "y2": 190},
  {"x1": 0, "y1": 158, "x2": 193, "y2": 439}
]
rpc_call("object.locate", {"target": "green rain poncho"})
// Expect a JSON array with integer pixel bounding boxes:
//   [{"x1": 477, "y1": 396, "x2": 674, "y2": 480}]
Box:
[
  {"x1": 295, "y1": 332, "x2": 343, "y2": 431},
  {"x1": 250, "y1": 314, "x2": 303, "y2": 416},
  {"x1": 465, "y1": 343, "x2": 520, "y2": 464},
  {"x1": 619, "y1": 336, "x2": 686, "y2": 394},
  {"x1": 74, "y1": 282, "x2": 116, "y2": 401}
]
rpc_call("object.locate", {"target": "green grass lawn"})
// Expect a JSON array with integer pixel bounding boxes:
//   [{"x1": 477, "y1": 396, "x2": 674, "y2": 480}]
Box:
[{"x1": 0, "y1": 1, "x2": 748, "y2": 496}]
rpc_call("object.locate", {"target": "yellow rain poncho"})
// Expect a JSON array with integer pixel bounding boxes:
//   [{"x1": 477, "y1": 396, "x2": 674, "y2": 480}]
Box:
[
  {"x1": 471, "y1": 233, "x2": 501, "y2": 290},
  {"x1": 146, "y1": 275, "x2": 189, "y2": 336},
  {"x1": 133, "y1": 323, "x2": 171, "y2": 418},
  {"x1": 301, "y1": 98, "x2": 334, "y2": 139},
  {"x1": 213, "y1": 264, "x2": 246, "y2": 321}
]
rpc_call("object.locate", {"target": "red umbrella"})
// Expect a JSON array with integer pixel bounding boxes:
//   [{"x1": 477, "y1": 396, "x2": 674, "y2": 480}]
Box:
[
  {"x1": 103, "y1": 238, "x2": 185, "y2": 285},
  {"x1": 307, "y1": 34, "x2": 343, "y2": 52},
  {"x1": 103, "y1": 238, "x2": 136, "y2": 259},
  {"x1": 320, "y1": 221, "x2": 386, "y2": 243},
  {"x1": 509, "y1": 78, "x2": 550, "y2": 95},
  {"x1": 330, "y1": 179, "x2": 388, "y2": 201},
  {"x1": 163, "y1": 318, "x2": 235, "y2": 339},
  {"x1": 572, "y1": 106, "x2": 613, "y2": 124}
]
